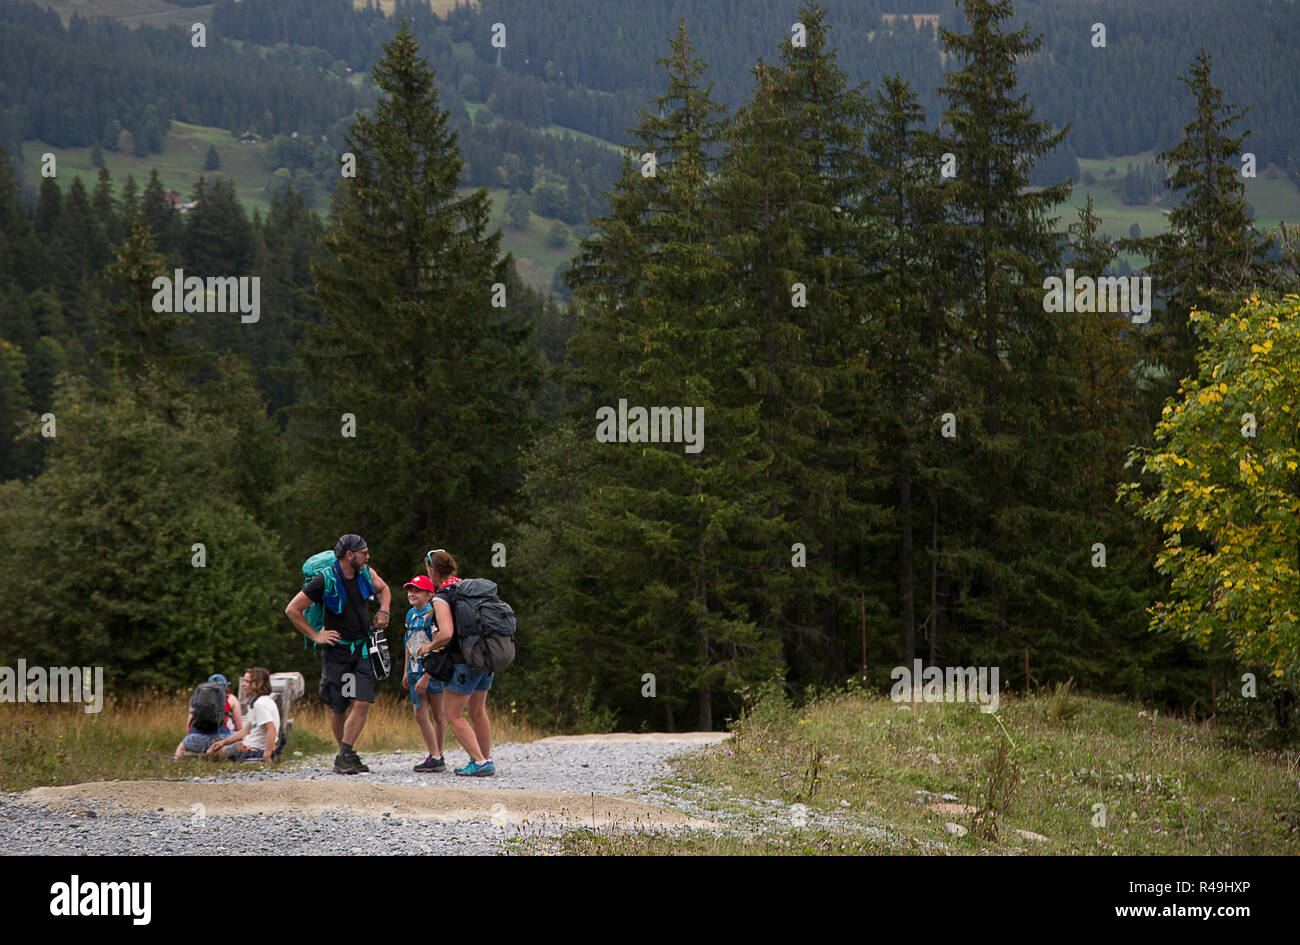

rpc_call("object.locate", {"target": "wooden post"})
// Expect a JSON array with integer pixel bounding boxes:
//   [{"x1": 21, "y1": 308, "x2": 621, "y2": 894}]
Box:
[
  {"x1": 860, "y1": 592, "x2": 867, "y2": 680},
  {"x1": 1024, "y1": 649, "x2": 1030, "y2": 695}
]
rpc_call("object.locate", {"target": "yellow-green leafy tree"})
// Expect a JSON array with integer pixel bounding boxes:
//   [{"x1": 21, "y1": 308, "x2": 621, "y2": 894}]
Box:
[{"x1": 1119, "y1": 294, "x2": 1300, "y2": 680}]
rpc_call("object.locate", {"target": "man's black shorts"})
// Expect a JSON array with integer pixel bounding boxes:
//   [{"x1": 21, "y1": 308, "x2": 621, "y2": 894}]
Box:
[{"x1": 319, "y1": 644, "x2": 376, "y2": 712}]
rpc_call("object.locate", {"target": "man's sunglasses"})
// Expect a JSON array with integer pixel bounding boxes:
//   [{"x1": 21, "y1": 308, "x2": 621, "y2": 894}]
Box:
[{"x1": 425, "y1": 549, "x2": 446, "y2": 567}]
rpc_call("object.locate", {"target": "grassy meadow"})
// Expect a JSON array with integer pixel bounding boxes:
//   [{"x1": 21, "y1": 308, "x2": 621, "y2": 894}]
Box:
[
  {"x1": 16, "y1": 119, "x2": 581, "y2": 293},
  {"x1": 35, "y1": 0, "x2": 212, "y2": 29},
  {"x1": 0, "y1": 687, "x2": 544, "y2": 793},
  {"x1": 555, "y1": 682, "x2": 1300, "y2": 856},
  {"x1": 36, "y1": 0, "x2": 464, "y2": 26},
  {"x1": 1066, "y1": 150, "x2": 1300, "y2": 255},
  {"x1": 481, "y1": 186, "x2": 577, "y2": 293},
  {"x1": 18, "y1": 121, "x2": 279, "y2": 217}
]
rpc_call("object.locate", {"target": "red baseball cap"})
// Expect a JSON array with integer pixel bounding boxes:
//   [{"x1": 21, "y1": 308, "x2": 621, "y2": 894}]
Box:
[{"x1": 404, "y1": 575, "x2": 436, "y2": 592}]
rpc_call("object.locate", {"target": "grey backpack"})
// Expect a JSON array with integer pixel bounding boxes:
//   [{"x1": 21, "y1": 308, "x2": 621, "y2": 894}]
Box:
[{"x1": 445, "y1": 579, "x2": 517, "y2": 673}]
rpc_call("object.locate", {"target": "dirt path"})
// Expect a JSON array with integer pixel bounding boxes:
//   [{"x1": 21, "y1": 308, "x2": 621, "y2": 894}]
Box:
[
  {"x1": 14, "y1": 733, "x2": 734, "y2": 830},
  {"x1": 19, "y1": 779, "x2": 714, "y2": 828}
]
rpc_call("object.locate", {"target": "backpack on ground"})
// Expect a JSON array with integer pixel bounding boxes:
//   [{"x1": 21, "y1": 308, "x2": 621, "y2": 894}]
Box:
[
  {"x1": 190, "y1": 681, "x2": 226, "y2": 731},
  {"x1": 445, "y1": 579, "x2": 517, "y2": 674}
]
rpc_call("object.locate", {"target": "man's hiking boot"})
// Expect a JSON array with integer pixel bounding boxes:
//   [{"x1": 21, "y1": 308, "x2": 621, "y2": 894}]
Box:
[
  {"x1": 414, "y1": 754, "x2": 445, "y2": 773},
  {"x1": 454, "y1": 760, "x2": 495, "y2": 777},
  {"x1": 333, "y1": 748, "x2": 370, "y2": 775}
]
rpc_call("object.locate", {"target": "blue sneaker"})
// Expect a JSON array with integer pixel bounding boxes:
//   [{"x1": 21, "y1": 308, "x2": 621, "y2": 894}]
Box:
[{"x1": 454, "y1": 760, "x2": 495, "y2": 777}]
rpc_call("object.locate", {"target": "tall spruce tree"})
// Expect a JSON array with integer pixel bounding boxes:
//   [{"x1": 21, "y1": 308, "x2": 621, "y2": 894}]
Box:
[
  {"x1": 297, "y1": 21, "x2": 539, "y2": 564},
  {"x1": 62, "y1": 177, "x2": 109, "y2": 277},
  {"x1": 33, "y1": 178, "x2": 65, "y2": 294},
  {"x1": 97, "y1": 219, "x2": 199, "y2": 390},
  {"x1": 862, "y1": 75, "x2": 959, "y2": 665},
  {"x1": 91, "y1": 167, "x2": 121, "y2": 246},
  {"x1": 1056, "y1": 197, "x2": 1208, "y2": 698},
  {"x1": 251, "y1": 187, "x2": 326, "y2": 416},
  {"x1": 931, "y1": 0, "x2": 1084, "y2": 674},
  {"x1": 558, "y1": 22, "x2": 779, "y2": 729},
  {"x1": 0, "y1": 148, "x2": 37, "y2": 355},
  {"x1": 0, "y1": 338, "x2": 37, "y2": 479},
  {"x1": 184, "y1": 177, "x2": 254, "y2": 276},
  {"x1": 1121, "y1": 49, "x2": 1273, "y2": 397},
  {"x1": 141, "y1": 169, "x2": 181, "y2": 263},
  {"x1": 713, "y1": 3, "x2": 882, "y2": 687}
]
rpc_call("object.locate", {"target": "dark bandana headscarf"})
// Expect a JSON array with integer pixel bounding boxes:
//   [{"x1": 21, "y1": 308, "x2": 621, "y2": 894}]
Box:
[{"x1": 334, "y1": 534, "x2": 368, "y2": 558}]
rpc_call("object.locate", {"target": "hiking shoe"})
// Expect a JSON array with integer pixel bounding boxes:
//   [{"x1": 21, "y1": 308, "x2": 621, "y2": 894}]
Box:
[
  {"x1": 344, "y1": 748, "x2": 370, "y2": 773},
  {"x1": 334, "y1": 751, "x2": 363, "y2": 775},
  {"x1": 413, "y1": 754, "x2": 442, "y2": 773},
  {"x1": 454, "y1": 760, "x2": 495, "y2": 777}
]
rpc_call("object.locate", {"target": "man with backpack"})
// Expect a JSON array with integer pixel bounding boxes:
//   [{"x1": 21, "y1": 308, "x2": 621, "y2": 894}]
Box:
[{"x1": 285, "y1": 534, "x2": 392, "y2": 775}]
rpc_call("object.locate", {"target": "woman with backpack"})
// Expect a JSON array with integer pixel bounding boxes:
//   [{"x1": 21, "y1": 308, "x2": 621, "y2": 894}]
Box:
[
  {"x1": 171, "y1": 673, "x2": 242, "y2": 759},
  {"x1": 416, "y1": 550, "x2": 494, "y2": 777}
]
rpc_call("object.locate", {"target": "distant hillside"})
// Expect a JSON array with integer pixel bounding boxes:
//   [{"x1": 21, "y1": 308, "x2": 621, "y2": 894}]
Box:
[
  {"x1": 9, "y1": 0, "x2": 1300, "y2": 293},
  {"x1": 18, "y1": 120, "x2": 578, "y2": 295},
  {"x1": 34, "y1": 0, "x2": 209, "y2": 28}
]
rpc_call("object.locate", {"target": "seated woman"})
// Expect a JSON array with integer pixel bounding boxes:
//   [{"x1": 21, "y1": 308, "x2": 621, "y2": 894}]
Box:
[
  {"x1": 207, "y1": 668, "x2": 281, "y2": 763},
  {"x1": 172, "y1": 674, "x2": 242, "y2": 759}
]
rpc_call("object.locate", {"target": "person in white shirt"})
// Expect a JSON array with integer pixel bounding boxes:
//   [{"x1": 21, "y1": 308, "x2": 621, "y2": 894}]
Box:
[{"x1": 208, "y1": 668, "x2": 281, "y2": 763}]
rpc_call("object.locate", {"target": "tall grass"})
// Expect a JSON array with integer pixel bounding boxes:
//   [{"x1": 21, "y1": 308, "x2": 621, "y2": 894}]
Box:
[
  {"x1": 0, "y1": 688, "x2": 545, "y2": 792},
  {"x1": 561, "y1": 685, "x2": 1300, "y2": 856}
]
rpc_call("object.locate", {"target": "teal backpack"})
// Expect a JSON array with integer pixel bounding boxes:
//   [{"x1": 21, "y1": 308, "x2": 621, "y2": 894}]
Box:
[
  {"x1": 302, "y1": 551, "x2": 337, "y2": 635},
  {"x1": 300, "y1": 551, "x2": 373, "y2": 648}
]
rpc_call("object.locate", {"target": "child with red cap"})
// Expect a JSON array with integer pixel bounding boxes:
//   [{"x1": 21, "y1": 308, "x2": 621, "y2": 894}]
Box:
[{"x1": 402, "y1": 575, "x2": 447, "y2": 771}]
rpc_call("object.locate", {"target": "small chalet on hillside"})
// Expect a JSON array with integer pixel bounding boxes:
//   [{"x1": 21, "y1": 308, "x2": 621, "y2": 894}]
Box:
[{"x1": 161, "y1": 190, "x2": 198, "y2": 213}]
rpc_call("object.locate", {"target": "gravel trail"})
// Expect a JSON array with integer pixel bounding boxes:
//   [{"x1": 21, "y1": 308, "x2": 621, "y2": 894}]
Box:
[{"x1": 0, "y1": 734, "x2": 729, "y2": 856}]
